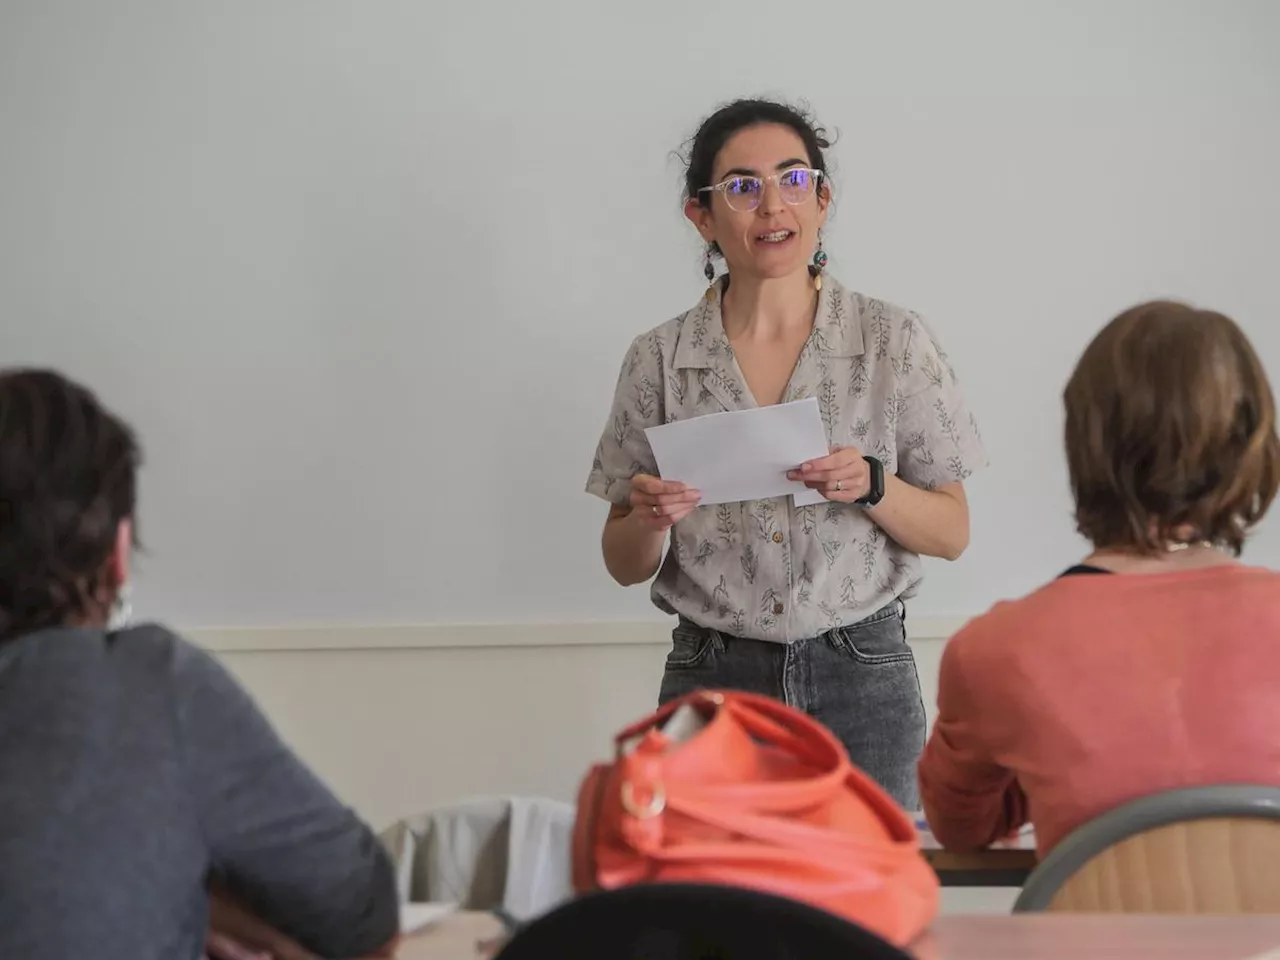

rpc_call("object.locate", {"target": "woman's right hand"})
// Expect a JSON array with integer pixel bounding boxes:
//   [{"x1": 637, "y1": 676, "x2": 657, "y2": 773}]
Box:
[{"x1": 629, "y1": 474, "x2": 702, "y2": 531}]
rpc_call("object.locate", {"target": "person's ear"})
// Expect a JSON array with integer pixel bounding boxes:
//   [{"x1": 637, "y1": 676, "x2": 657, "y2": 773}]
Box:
[
  {"x1": 107, "y1": 517, "x2": 132, "y2": 589},
  {"x1": 816, "y1": 181, "x2": 832, "y2": 226},
  {"x1": 684, "y1": 197, "x2": 717, "y2": 245}
]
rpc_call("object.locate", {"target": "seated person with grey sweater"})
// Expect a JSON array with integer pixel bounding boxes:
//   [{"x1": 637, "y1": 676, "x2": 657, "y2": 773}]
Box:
[{"x1": 0, "y1": 369, "x2": 399, "y2": 960}]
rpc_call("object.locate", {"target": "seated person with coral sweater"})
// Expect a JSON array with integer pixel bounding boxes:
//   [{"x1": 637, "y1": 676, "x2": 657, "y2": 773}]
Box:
[{"x1": 918, "y1": 300, "x2": 1280, "y2": 856}]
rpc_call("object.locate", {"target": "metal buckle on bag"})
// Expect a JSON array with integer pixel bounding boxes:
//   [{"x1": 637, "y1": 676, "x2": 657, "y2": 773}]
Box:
[{"x1": 620, "y1": 779, "x2": 666, "y2": 818}]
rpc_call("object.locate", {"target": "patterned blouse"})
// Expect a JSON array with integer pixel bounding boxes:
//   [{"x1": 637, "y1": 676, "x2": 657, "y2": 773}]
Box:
[{"x1": 586, "y1": 277, "x2": 988, "y2": 643}]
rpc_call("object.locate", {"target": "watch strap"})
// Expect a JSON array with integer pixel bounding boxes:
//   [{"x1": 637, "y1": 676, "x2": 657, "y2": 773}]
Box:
[{"x1": 856, "y1": 456, "x2": 885, "y2": 506}]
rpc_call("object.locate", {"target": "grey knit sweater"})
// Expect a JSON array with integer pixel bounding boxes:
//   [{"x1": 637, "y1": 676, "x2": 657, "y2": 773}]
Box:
[{"x1": 0, "y1": 623, "x2": 398, "y2": 959}]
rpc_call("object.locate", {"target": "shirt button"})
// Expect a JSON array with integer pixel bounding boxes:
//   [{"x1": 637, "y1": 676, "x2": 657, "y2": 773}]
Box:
[
  {"x1": 772, "y1": 532, "x2": 784, "y2": 544},
  {"x1": 773, "y1": 602, "x2": 785, "y2": 616}
]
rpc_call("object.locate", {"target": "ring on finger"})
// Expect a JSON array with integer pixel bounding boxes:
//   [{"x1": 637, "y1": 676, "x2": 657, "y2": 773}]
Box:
[
  {"x1": 835, "y1": 480, "x2": 843, "y2": 492},
  {"x1": 652, "y1": 504, "x2": 661, "y2": 515}
]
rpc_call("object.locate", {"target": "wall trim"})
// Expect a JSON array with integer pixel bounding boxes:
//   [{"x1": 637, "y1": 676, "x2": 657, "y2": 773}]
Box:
[{"x1": 189, "y1": 616, "x2": 968, "y2": 653}]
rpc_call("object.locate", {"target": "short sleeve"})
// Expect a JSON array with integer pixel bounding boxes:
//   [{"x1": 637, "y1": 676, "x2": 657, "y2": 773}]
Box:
[
  {"x1": 896, "y1": 314, "x2": 988, "y2": 490},
  {"x1": 585, "y1": 334, "x2": 664, "y2": 506}
]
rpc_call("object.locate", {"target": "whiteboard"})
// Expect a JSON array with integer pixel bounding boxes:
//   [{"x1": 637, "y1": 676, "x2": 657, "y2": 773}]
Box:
[{"x1": 1, "y1": 1, "x2": 1276, "y2": 627}]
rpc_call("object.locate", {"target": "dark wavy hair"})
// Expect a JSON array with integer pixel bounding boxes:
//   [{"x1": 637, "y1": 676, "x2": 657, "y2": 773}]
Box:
[
  {"x1": 0, "y1": 369, "x2": 140, "y2": 640},
  {"x1": 680, "y1": 98, "x2": 834, "y2": 258},
  {"x1": 681, "y1": 98, "x2": 833, "y2": 206},
  {"x1": 1065, "y1": 301, "x2": 1280, "y2": 555}
]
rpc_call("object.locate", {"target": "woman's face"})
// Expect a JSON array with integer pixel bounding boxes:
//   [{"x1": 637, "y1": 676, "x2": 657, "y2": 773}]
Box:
[{"x1": 686, "y1": 123, "x2": 830, "y2": 283}]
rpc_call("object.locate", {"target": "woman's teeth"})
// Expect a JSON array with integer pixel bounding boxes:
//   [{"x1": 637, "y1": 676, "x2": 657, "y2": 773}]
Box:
[{"x1": 759, "y1": 231, "x2": 792, "y2": 243}]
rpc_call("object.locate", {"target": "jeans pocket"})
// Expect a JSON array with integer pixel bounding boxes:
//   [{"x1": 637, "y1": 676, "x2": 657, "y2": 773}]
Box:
[
  {"x1": 833, "y1": 602, "x2": 913, "y2": 665},
  {"x1": 665, "y1": 621, "x2": 717, "y2": 669}
]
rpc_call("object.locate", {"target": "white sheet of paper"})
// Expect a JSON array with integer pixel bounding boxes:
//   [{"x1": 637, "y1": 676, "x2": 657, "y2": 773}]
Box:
[
  {"x1": 644, "y1": 398, "x2": 830, "y2": 507},
  {"x1": 400, "y1": 902, "x2": 457, "y2": 934}
]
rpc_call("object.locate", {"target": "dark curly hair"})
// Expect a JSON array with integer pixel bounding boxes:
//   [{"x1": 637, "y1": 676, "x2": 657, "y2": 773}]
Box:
[
  {"x1": 0, "y1": 369, "x2": 140, "y2": 640},
  {"x1": 680, "y1": 98, "x2": 834, "y2": 260},
  {"x1": 682, "y1": 98, "x2": 834, "y2": 206}
]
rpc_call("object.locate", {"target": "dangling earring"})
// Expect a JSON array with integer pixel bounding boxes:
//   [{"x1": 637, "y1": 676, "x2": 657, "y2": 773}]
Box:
[
  {"x1": 703, "y1": 246, "x2": 718, "y2": 301},
  {"x1": 811, "y1": 236, "x2": 828, "y2": 293},
  {"x1": 107, "y1": 580, "x2": 133, "y2": 632}
]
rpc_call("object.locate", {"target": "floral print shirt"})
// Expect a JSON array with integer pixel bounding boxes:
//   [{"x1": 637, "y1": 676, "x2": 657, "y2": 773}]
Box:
[{"x1": 586, "y1": 277, "x2": 988, "y2": 643}]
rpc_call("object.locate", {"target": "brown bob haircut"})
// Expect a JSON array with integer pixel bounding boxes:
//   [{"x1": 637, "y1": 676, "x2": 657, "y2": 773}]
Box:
[{"x1": 1064, "y1": 300, "x2": 1280, "y2": 556}]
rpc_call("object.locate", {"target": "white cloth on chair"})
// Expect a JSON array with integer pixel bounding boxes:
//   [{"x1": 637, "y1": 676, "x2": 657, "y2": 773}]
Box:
[{"x1": 379, "y1": 795, "x2": 575, "y2": 922}]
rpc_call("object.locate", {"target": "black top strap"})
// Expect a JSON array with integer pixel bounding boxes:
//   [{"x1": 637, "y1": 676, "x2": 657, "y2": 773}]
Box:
[{"x1": 1059, "y1": 563, "x2": 1112, "y2": 577}]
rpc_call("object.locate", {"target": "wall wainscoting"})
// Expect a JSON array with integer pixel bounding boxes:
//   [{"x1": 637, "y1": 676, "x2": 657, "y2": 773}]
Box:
[
  {"x1": 196, "y1": 618, "x2": 960, "y2": 832},
  {"x1": 189, "y1": 615, "x2": 967, "y2": 653}
]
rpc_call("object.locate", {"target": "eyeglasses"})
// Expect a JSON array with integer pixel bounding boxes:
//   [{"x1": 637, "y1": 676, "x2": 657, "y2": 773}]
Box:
[{"x1": 698, "y1": 167, "x2": 823, "y2": 212}]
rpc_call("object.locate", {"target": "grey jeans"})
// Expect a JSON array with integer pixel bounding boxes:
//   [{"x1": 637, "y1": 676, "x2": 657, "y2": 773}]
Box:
[{"x1": 657, "y1": 600, "x2": 927, "y2": 810}]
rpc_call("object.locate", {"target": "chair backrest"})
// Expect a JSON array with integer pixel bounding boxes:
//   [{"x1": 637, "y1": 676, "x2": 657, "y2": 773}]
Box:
[
  {"x1": 1014, "y1": 785, "x2": 1280, "y2": 913},
  {"x1": 492, "y1": 883, "x2": 913, "y2": 960},
  {"x1": 379, "y1": 795, "x2": 574, "y2": 920}
]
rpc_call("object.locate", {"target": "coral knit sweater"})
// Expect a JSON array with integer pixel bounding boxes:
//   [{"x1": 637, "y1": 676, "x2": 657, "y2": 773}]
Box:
[{"x1": 918, "y1": 564, "x2": 1280, "y2": 856}]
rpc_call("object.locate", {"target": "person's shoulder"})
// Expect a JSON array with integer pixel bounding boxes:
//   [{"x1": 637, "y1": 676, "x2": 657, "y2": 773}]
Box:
[
  {"x1": 616, "y1": 299, "x2": 707, "y2": 380},
  {"x1": 1212, "y1": 564, "x2": 1280, "y2": 608},
  {"x1": 833, "y1": 281, "x2": 926, "y2": 354},
  {"x1": 109, "y1": 622, "x2": 227, "y2": 687},
  {"x1": 943, "y1": 600, "x2": 1018, "y2": 668},
  {"x1": 828, "y1": 279, "x2": 910, "y2": 324},
  {"x1": 1232, "y1": 563, "x2": 1280, "y2": 585},
  {"x1": 842, "y1": 285, "x2": 918, "y2": 326},
  {"x1": 110, "y1": 621, "x2": 192, "y2": 656},
  {"x1": 944, "y1": 577, "x2": 1087, "y2": 667},
  {"x1": 841, "y1": 283, "x2": 969, "y2": 395},
  {"x1": 635, "y1": 303, "x2": 703, "y2": 357}
]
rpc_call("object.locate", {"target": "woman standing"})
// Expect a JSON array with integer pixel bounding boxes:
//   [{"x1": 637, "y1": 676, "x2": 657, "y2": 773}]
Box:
[{"x1": 586, "y1": 99, "x2": 986, "y2": 808}]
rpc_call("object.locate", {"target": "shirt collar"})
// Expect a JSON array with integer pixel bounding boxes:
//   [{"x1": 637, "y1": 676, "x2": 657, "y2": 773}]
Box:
[{"x1": 673, "y1": 275, "x2": 864, "y2": 370}]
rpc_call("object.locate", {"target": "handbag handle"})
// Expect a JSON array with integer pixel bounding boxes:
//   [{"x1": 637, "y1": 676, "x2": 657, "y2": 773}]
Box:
[
  {"x1": 610, "y1": 690, "x2": 920, "y2": 865},
  {"x1": 615, "y1": 690, "x2": 850, "y2": 808},
  {"x1": 616, "y1": 690, "x2": 846, "y2": 768}
]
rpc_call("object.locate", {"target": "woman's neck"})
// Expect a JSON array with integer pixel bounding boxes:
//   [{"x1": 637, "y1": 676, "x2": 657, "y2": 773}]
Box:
[
  {"x1": 1083, "y1": 543, "x2": 1237, "y2": 574},
  {"x1": 721, "y1": 269, "x2": 817, "y2": 341}
]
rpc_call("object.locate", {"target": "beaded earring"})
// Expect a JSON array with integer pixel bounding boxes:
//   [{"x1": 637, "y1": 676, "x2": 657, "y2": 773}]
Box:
[
  {"x1": 811, "y1": 236, "x2": 828, "y2": 293},
  {"x1": 703, "y1": 245, "x2": 718, "y2": 301}
]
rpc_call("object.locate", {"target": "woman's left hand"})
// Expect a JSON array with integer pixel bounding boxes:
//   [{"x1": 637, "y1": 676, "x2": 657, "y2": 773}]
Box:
[
  {"x1": 206, "y1": 889, "x2": 314, "y2": 960},
  {"x1": 205, "y1": 930, "x2": 271, "y2": 960},
  {"x1": 788, "y1": 446, "x2": 870, "y2": 503}
]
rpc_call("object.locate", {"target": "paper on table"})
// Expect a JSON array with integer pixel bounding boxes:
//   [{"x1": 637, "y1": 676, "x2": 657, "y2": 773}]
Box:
[
  {"x1": 644, "y1": 398, "x2": 830, "y2": 507},
  {"x1": 400, "y1": 902, "x2": 457, "y2": 934}
]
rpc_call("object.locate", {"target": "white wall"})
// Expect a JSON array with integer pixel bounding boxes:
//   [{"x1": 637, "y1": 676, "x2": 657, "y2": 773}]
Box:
[
  {"x1": 3, "y1": 1, "x2": 1277, "y2": 632},
  {"x1": 197, "y1": 620, "x2": 959, "y2": 828},
  {"x1": 213, "y1": 638, "x2": 694, "y2": 829}
]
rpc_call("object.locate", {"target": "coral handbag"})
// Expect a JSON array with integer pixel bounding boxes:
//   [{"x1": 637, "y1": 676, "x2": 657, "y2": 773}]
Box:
[{"x1": 572, "y1": 689, "x2": 939, "y2": 947}]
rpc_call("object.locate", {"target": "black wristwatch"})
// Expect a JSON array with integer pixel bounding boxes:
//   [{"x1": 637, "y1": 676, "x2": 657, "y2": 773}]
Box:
[{"x1": 856, "y1": 456, "x2": 885, "y2": 506}]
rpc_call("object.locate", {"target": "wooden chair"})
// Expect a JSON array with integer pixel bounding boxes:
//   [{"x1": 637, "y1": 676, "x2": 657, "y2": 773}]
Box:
[{"x1": 1014, "y1": 785, "x2": 1280, "y2": 913}]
